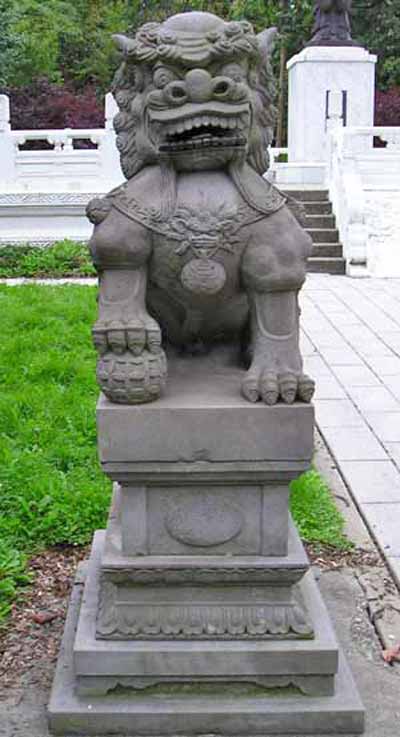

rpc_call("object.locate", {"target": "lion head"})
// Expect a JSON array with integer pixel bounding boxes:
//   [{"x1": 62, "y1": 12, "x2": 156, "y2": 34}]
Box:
[{"x1": 112, "y1": 11, "x2": 277, "y2": 180}]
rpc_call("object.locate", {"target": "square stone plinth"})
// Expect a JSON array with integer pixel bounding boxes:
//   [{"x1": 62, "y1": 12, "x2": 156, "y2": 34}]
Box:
[
  {"x1": 97, "y1": 373, "x2": 314, "y2": 466},
  {"x1": 97, "y1": 360, "x2": 314, "y2": 558}
]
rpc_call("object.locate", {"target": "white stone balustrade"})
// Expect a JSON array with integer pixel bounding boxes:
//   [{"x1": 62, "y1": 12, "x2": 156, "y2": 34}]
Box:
[
  {"x1": 0, "y1": 93, "x2": 124, "y2": 245},
  {"x1": 0, "y1": 93, "x2": 123, "y2": 195},
  {"x1": 327, "y1": 126, "x2": 400, "y2": 277}
]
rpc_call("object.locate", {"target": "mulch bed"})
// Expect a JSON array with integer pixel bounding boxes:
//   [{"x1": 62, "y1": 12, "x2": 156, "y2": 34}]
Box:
[
  {"x1": 0, "y1": 546, "x2": 88, "y2": 691},
  {"x1": 0, "y1": 542, "x2": 383, "y2": 691}
]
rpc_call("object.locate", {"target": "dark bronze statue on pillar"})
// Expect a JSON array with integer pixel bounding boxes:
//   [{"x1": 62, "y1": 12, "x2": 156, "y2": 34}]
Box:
[{"x1": 307, "y1": 0, "x2": 359, "y2": 46}]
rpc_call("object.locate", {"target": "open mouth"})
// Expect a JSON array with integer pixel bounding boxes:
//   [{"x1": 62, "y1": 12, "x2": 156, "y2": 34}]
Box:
[{"x1": 157, "y1": 113, "x2": 247, "y2": 153}]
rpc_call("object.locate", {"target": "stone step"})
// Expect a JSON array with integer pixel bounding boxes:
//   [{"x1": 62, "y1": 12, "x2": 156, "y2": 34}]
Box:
[
  {"x1": 311, "y1": 243, "x2": 343, "y2": 258},
  {"x1": 305, "y1": 214, "x2": 336, "y2": 229},
  {"x1": 307, "y1": 227, "x2": 340, "y2": 244},
  {"x1": 281, "y1": 188, "x2": 345, "y2": 275},
  {"x1": 303, "y1": 201, "x2": 332, "y2": 215},
  {"x1": 282, "y1": 189, "x2": 329, "y2": 202},
  {"x1": 307, "y1": 257, "x2": 346, "y2": 274}
]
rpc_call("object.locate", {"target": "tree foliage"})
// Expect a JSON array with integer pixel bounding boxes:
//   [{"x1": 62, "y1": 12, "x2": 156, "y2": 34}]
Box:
[
  {"x1": 1, "y1": 0, "x2": 399, "y2": 132},
  {"x1": 2, "y1": 0, "x2": 398, "y2": 92}
]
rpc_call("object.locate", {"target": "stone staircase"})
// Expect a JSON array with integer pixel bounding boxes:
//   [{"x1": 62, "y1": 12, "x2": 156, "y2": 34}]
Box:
[{"x1": 283, "y1": 189, "x2": 346, "y2": 275}]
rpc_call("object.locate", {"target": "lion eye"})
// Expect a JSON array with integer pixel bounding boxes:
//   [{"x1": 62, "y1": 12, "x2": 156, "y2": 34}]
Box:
[
  {"x1": 219, "y1": 64, "x2": 246, "y2": 83},
  {"x1": 153, "y1": 67, "x2": 177, "y2": 88}
]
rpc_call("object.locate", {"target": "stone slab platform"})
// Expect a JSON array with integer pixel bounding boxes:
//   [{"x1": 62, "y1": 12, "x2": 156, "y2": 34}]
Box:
[
  {"x1": 48, "y1": 557, "x2": 364, "y2": 734},
  {"x1": 48, "y1": 531, "x2": 364, "y2": 735}
]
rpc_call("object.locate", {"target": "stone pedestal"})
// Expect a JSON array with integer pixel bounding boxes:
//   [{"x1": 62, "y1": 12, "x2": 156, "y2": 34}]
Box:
[
  {"x1": 287, "y1": 46, "x2": 376, "y2": 165},
  {"x1": 49, "y1": 359, "x2": 364, "y2": 734}
]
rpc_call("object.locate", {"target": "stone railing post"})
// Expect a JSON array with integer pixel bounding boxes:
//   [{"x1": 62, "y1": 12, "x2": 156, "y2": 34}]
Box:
[
  {"x1": 327, "y1": 127, "x2": 367, "y2": 273},
  {"x1": 0, "y1": 95, "x2": 16, "y2": 191},
  {"x1": 99, "y1": 92, "x2": 124, "y2": 188}
]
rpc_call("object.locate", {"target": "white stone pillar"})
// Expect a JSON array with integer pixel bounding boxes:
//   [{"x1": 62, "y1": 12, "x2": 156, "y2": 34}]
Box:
[
  {"x1": 0, "y1": 94, "x2": 16, "y2": 191},
  {"x1": 287, "y1": 46, "x2": 376, "y2": 164},
  {"x1": 100, "y1": 92, "x2": 124, "y2": 188}
]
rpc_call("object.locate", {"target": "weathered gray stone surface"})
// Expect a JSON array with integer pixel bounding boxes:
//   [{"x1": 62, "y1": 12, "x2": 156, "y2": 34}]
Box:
[
  {"x1": 48, "y1": 538, "x2": 365, "y2": 735},
  {"x1": 86, "y1": 10, "x2": 315, "y2": 406},
  {"x1": 97, "y1": 353, "x2": 315, "y2": 464},
  {"x1": 3, "y1": 561, "x2": 399, "y2": 736},
  {"x1": 97, "y1": 510, "x2": 313, "y2": 640},
  {"x1": 73, "y1": 531, "x2": 337, "y2": 673}
]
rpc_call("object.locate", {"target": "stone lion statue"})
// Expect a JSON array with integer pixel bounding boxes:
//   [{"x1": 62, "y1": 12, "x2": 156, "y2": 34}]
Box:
[
  {"x1": 308, "y1": 0, "x2": 356, "y2": 46},
  {"x1": 87, "y1": 11, "x2": 315, "y2": 405}
]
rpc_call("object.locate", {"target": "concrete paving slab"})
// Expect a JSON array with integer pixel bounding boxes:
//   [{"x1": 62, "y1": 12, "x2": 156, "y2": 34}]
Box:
[
  {"x1": 325, "y1": 311, "x2": 363, "y2": 328},
  {"x1": 330, "y1": 366, "x2": 381, "y2": 388},
  {"x1": 320, "y1": 426, "x2": 388, "y2": 462},
  {"x1": 387, "y1": 556, "x2": 400, "y2": 590},
  {"x1": 336, "y1": 325, "x2": 380, "y2": 344},
  {"x1": 300, "y1": 331, "x2": 317, "y2": 356},
  {"x1": 364, "y1": 356, "x2": 400, "y2": 376},
  {"x1": 381, "y1": 376, "x2": 400, "y2": 400},
  {"x1": 316, "y1": 348, "x2": 364, "y2": 367},
  {"x1": 377, "y1": 332, "x2": 400, "y2": 352},
  {"x1": 339, "y1": 460, "x2": 400, "y2": 504},
  {"x1": 343, "y1": 386, "x2": 400, "y2": 413},
  {"x1": 313, "y1": 377, "x2": 347, "y2": 401},
  {"x1": 359, "y1": 503, "x2": 400, "y2": 557},
  {"x1": 307, "y1": 334, "x2": 349, "y2": 351},
  {"x1": 314, "y1": 400, "x2": 364, "y2": 429},
  {"x1": 348, "y1": 341, "x2": 394, "y2": 359},
  {"x1": 363, "y1": 412, "x2": 400, "y2": 443},
  {"x1": 304, "y1": 356, "x2": 333, "y2": 377},
  {"x1": 383, "y1": 442, "x2": 400, "y2": 469},
  {"x1": 313, "y1": 433, "x2": 375, "y2": 551}
]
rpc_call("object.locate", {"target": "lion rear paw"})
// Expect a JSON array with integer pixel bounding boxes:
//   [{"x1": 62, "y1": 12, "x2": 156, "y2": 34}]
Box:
[{"x1": 242, "y1": 368, "x2": 314, "y2": 405}]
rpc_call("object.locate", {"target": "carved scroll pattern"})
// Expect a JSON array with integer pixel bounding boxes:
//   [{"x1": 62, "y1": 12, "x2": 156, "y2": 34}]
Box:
[{"x1": 96, "y1": 580, "x2": 313, "y2": 640}]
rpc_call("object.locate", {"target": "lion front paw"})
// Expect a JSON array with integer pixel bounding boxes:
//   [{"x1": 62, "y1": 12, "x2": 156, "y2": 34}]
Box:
[
  {"x1": 97, "y1": 349, "x2": 167, "y2": 404},
  {"x1": 92, "y1": 315, "x2": 162, "y2": 357},
  {"x1": 242, "y1": 368, "x2": 315, "y2": 405}
]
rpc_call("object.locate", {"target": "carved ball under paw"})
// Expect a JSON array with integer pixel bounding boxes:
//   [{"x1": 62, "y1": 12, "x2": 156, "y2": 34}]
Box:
[{"x1": 97, "y1": 349, "x2": 167, "y2": 404}]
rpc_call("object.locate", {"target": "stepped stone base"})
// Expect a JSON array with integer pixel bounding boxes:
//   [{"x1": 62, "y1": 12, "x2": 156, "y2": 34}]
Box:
[
  {"x1": 49, "y1": 363, "x2": 363, "y2": 734},
  {"x1": 48, "y1": 531, "x2": 364, "y2": 735}
]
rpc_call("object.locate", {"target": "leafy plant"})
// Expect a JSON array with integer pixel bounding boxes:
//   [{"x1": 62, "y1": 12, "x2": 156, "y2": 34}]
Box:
[
  {"x1": 0, "y1": 544, "x2": 31, "y2": 621},
  {"x1": 5, "y1": 79, "x2": 104, "y2": 131},
  {"x1": 375, "y1": 86, "x2": 400, "y2": 126},
  {"x1": 290, "y1": 469, "x2": 351, "y2": 549},
  {"x1": 0, "y1": 241, "x2": 96, "y2": 278}
]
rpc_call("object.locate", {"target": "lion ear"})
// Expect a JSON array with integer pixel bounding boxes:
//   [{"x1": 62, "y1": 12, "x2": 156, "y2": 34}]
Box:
[
  {"x1": 112, "y1": 34, "x2": 136, "y2": 56},
  {"x1": 257, "y1": 27, "x2": 278, "y2": 63}
]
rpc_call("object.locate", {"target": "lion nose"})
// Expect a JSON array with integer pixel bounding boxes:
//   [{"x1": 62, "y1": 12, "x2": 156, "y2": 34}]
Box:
[
  {"x1": 164, "y1": 70, "x2": 239, "y2": 106},
  {"x1": 184, "y1": 69, "x2": 213, "y2": 103}
]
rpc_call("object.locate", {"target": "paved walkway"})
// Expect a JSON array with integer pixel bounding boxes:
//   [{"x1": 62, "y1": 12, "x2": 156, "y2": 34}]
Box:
[{"x1": 302, "y1": 274, "x2": 400, "y2": 587}]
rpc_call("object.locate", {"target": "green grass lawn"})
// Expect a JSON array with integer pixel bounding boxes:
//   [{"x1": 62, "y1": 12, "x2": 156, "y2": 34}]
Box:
[{"x1": 0, "y1": 285, "x2": 349, "y2": 622}]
